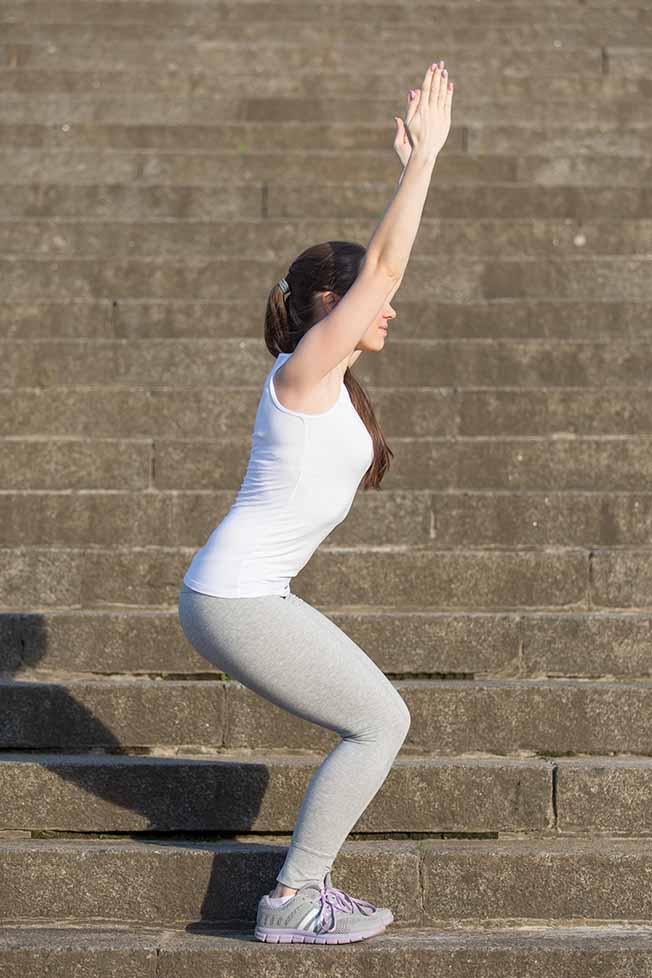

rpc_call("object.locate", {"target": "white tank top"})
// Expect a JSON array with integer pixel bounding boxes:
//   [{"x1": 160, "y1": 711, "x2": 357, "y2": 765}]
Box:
[{"x1": 183, "y1": 351, "x2": 375, "y2": 598}]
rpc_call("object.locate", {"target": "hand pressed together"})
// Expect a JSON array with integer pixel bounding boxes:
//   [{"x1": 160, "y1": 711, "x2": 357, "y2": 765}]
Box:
[{"x1": 393, "y1": 59, "x2": 454, "y2": 168}]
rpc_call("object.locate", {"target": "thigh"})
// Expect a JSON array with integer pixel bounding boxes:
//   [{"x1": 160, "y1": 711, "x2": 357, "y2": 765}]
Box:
[
  {"x1": 284, "y1": 592, "x2": 409, "y2": 723},
  {"x1": 178, "y1": 587, "x2": 403, "y2": 738}
]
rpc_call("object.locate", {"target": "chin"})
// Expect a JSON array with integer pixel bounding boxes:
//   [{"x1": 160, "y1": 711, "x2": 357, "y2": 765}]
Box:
[{"x1": 358, "y1": 332, "x2": 387, "y2": 353}]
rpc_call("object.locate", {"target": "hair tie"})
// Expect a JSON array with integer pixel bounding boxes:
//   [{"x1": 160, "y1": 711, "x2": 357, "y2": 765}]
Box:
[{"x1": 278, "y1": 277, "x2": 291, "y2": 296}]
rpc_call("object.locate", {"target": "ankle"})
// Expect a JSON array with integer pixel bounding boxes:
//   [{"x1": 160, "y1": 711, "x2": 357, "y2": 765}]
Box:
[{"x1": 271, "y1": 882, "x2": 298, "y2": 898}]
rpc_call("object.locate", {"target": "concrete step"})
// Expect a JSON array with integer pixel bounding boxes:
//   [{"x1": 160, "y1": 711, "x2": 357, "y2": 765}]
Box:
[
  {"x1": 3, "y1": 606, "x2": 650, "y2": 681},
  {"x1": 0, "y1": 544, "x2": 648, "y2": 616},
  {"x1": 0, "y1": 748, "x2": 555, "y2": 832},
  {"x1": 2, "y1": 675, "x2": 652, "y2": 754},
  {"x1": 0, "y1": 435, "x2": 650, "y2": 496},
  {"x1": 1, "y1": 255, "x2": 652, "y2": 302},
  {"x1": 4, "y1": 488, "x2": 652, "y2": 548},
  {"x1": 3, "y1": 148, "x2": 652, "y2": 188},
  {"x1": 0, "y1": 389, "x2": 650, "y2": 440},
  {"x1": 0, "y1": 20, "x2": 649, "y2": 52},
  {"x1": 4, "y1": 482, "x2": 652, "y2": 544},
  {"x1": 3, "y1": 218, "x2": 652, "y2": 260},
  {"x1": 1, "y1": 837, "x2": 652, "y2": 928},
  {"x1": 2, "y1": 185, "x2": 651, "y2": 222},
  {"x1": 0, "y1": 749, "x2": 650, "y2": 833},
  {"x1": 0, "y1": 46, "x2": 606, "y2": 92},
  {"x1": 1, "y1": 121, "x2": 650, "y2": 158},
  {"x1": 1, "y1": 921, "x2": 650, "y2": 976},
  {"x1": 3, "y1": 338, "x2": 652, "y2": 388},
  {"x1": 0, "y1": 542, "x2": 639, "y2": 610},
  {"x1": 0, "y1": 0, "x2": 644, "y2": 30},
  {"x1": 0, "y1": 298, "x2": 648, "y2": 341},
  {"x1": 0, "y1": 88, "x2": 650, "y2": 127},
  {"x1": 3, "y1": 68, "x2": 650, "y2": 104}
]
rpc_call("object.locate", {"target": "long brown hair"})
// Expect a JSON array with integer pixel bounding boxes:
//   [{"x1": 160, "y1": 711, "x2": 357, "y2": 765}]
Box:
[{"x1": 264, "y1": 240, "x2": 394, "y2": 490}]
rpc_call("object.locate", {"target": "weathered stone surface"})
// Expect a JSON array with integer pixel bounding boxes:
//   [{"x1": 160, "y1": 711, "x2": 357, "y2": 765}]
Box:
[
  {"x1": 459, "y1": 389, "x2": 652, "y2": 436},
  {"x1": 292, "y1": 548, "x2": 588, "y2": 610},
  {"x1": 421, "y1": 838, "x2": 652, "y2": 924},
  {"x1": 557, "y1": 758, "x2": 652, "y2": 833},
  {"x1": 0, "y1": 440, "x2": 149, "y2": 490},
  {"x1": 3, "y1": 675, "x2": 650, "y2": 753},
  {"x1": 0, "y1": 752, "x2": 551, "y2": 832},
  {"x1": 0, "y1": 678, "x2": 225, "y2": 749},
  {"x1": 225, "y1": 678, "x2": 652, "y2": 755},
  {"x1": 5, "y1": 337, "x2": 652, "y2": 388},
  {"x1": 1, "y1": 923, "x2": 651, "y2": 978},
  {"x1": 0, "y1": 545, "x2": 589, "y2": 610},
  {"x1": 2, "y1": 607, "x2": 651, "y2": 680},
  {"x1": 590, "y1": 549, "x2": 652, "y2": 608},
  {"x1": 0, "y1": 837, "x2": 420, "y2": 926},
  {"x1": 4, "y1": 388, "x2": 652, "y2": 440},
  {"x1": 0, "y1": 1, "x2": 643, "y2": 32},
  {"x1": 4, "y1": 218, "x2": 652, "y2": 268},
  {"x1": 3, "y1": 253, "x2": 652, "y2": 302},
  {"x1": 0, "y1": 297, "x2": 648, "y2": 341},
  {"x1": 1, "y1": 836, "x2": 651, "y2": 928},
  {"x1": 0, "y1": 925, "x2": 158, "y2": 977},
  {"x1": 3, "y1": 185, "x2": 652, "y2": 225},
  {"x1": 6, "y1": 486, "x2": 652, "y2": 547}
]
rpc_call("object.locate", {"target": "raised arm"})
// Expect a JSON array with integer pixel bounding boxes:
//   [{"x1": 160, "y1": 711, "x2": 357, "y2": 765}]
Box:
[{"x1": 280, "y1": 60, "x2": 453, "y2": 390}]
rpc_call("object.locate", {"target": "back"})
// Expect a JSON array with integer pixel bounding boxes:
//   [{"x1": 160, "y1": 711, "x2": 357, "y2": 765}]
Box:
[{"x1": 182, "y1": 351, "x2": 374, "y2": 598}]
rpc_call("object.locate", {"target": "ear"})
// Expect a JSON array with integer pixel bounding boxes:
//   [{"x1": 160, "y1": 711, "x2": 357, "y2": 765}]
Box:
[{"x1": 322, "y1": 290, "x2": 340, "y2": 314}]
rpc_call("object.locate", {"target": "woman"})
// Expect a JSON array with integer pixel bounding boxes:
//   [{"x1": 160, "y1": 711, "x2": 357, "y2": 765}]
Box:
[{"x1": 178, "y1": 58, "x2": 454, "y2": 944}]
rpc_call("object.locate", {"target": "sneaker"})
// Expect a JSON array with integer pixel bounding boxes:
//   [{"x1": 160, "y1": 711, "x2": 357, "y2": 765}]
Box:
[{"x1": 254, "y1": 870, "x2": 394, "y2": 944}]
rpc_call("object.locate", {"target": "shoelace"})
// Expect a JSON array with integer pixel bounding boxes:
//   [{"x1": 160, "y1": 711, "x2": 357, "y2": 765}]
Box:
[{"x1": 316, "y1": 881, "x2": 377, "y2": 933}]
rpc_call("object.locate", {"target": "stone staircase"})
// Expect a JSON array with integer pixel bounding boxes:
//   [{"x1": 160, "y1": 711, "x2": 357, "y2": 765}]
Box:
[{"x1": 2, "y1": 0, "x2": 652, "y2": 971}]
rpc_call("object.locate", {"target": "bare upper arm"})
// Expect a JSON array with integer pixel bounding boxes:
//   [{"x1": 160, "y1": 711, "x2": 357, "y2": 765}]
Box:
[{"x1": 276, "y1": 255, "x2": 399, "y2": 395}]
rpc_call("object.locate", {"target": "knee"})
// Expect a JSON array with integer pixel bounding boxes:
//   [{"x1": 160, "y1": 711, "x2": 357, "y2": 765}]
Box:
[
  {"x1": 371, "y1": 695, "x2": 411, "y2": 747},
  {"x1": 346, "y1": 690, "x2": 411, "y2": 746}
]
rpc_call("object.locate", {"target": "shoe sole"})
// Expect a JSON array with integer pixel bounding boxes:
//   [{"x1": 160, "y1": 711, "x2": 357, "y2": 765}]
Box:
[{"x1": 254, "y1": 920, "x2": 389, "y2": 943}]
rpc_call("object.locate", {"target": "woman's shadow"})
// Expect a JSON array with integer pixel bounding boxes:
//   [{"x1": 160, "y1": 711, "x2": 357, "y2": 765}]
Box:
[{"x1": 0, "y1": 608, "x2": 300, "y2": 938}]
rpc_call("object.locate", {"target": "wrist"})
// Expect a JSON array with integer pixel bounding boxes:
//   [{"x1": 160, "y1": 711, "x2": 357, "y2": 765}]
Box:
[{"x1": 409, "y1": 148, "x2": 439, "y2": 170}]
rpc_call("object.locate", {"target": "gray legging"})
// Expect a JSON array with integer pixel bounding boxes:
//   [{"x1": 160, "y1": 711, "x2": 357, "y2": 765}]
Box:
[{"x1": 177, "y1": 582, "x2": 411, "y2": 889}]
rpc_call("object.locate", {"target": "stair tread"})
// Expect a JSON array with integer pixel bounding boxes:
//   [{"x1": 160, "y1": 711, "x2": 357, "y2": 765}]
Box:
[
  {"x1": 2, "y1": 835, "x2": 652, "y2": 852},
  {"x1": 0, "y1": 748, "x2": 649, "y2": 765},
  {"x1": 1, "y1": 920, "x2": 651, "y2": 951},
  {"x1": 5, "y1": 673, "x2": 652, "y2": 689}
]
